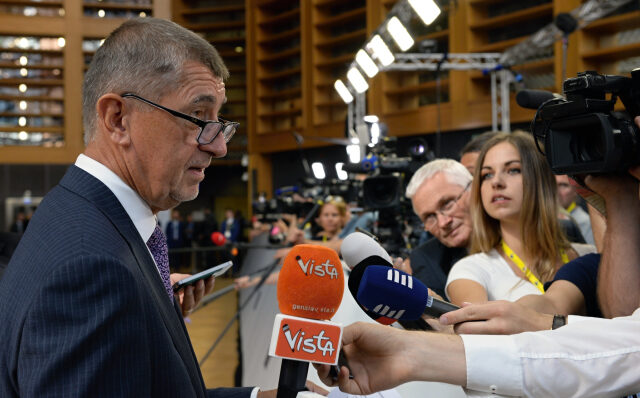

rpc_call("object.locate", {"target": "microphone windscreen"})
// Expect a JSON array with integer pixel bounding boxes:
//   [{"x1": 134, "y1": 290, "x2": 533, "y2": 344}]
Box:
[
  {"x1": 341, "y1": 232, "x2": 392, "y2": 269},
  {"x1": 211, "y1": 231, "x2": 226, "y2": 246},
  {"x1": 277, "y1": 244, "x2": 344, "y2": 320},
  {"x1": 515, "y1": 89, "x2": 556, "y2": 110},
  {"x1": 357, "y1": 265, "x2": 428, "y2": 322}
]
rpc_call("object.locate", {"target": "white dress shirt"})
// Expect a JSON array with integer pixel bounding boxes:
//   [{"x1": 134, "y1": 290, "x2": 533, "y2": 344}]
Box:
[
  {"x1": 75, "y1": 154, "x2": 156, "y2": 242},
  {"x1": 462, "y1": 308, "x2": 640, "y2": 397}
]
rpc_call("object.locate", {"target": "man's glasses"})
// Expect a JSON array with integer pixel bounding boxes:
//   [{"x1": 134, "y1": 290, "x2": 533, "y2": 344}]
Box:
[
  {"x1": 121, "y1": 93, "x2": 238, "y2": 144},
  {"x1": 423, "y1": 181, "x2": 471, "y2": 230}
]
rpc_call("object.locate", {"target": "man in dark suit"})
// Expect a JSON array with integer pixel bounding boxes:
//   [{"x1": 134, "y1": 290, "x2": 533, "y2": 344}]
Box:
[{"x1": 0, "y1": 18, "x2": 272, "y2": 397}]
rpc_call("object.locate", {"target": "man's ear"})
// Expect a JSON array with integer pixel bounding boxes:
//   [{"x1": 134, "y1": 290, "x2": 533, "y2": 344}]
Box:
[{"x1": 96, "y1": 93, "x2": 131, "y2": 146}]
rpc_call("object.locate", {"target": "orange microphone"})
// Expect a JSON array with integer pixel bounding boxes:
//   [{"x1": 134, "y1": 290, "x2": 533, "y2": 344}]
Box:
[{"x1": 269, "y1": 244, "x2": 344, "y2": 398}]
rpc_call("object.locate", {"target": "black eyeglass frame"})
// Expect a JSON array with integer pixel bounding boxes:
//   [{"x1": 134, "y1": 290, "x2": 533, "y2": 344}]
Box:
[{"x1": 121, "y1": 92, "x2": 239, "y2": 144}]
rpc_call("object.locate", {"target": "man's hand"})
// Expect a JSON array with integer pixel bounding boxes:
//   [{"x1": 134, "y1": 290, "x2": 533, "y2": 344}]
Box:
[
  {"x1": 439, "y1": 301, "x2": 553, "y2": 335},
  {"x1": 314, "y1": 322, "x2": 420, "y2": 394},
  {"x1": 314, "y1": 322, "x2": 465, "y2": 393},
  {"x1": 170, "y1": 273, "x2": 215, "y2": 316},
  {"x1": 393, "y1": 257, "x2": 412, "y2": 275}
]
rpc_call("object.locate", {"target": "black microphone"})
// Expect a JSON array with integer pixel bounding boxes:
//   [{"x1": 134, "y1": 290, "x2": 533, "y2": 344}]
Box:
[
  {"x1": 357, "y1": 265, "x2": 459, "y2": 320},
  {"x1": 340, "y1": 233, "x2": 399, "y2": 325},
  {"x1": 516, "y1": 89, "x2": 561, "y2": 110}
]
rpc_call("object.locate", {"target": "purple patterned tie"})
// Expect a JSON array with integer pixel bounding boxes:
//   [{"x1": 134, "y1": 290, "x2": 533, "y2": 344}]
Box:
[{"x1": 146, "y1": 225, "x2": 173, "y2": 300}]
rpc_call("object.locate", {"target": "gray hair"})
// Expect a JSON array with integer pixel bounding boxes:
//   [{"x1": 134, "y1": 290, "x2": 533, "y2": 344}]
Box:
[
  {"x1": 405, "y1": 158, "x2": 472, "y2": 199},
  {"x1": 82, "y1": 17, "x2": 229, "y2": 145}
]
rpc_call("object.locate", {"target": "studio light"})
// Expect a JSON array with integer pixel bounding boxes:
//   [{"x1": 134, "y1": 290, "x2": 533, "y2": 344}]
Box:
[
  {"x1": 366, "y1": 35, "x2": 395, "y2": 67},
  {"x1": 387, "y1": 16, "x2": 414, "y2": 51},
  {"x1": 347, "y1": 67, "x2": 369, "y2": 93},
  {"x1": 334, "y1": 79, "x2": 354, "y2": 104},
  {"x1": 346, "y1": 144, "x2": 361, "y2": 163},
  {"x1": 355, "y1": 49, "x2": 379, "y2": 78},
  {"x1": 311, "y1": 162, "x2": 326, "y2": 180},
  {"x1": 408, "y1": 0, "x2": 441, "y2": 26},
  {"x1": 369, "y1": 122, "x2": 380, "y2": 146},
  {"x1": 335, "y1": 163, "x2": 348, "y2": 181}
]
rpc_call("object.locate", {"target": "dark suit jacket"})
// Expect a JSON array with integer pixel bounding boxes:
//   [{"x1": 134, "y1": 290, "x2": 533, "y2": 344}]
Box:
[
  {"x1": 220, "y1": 219, "x2": 241, "y2": 243},
  {"x1": 166, "y1": 220, "x2": 185, "y2": 249},
  {"x1": 409, "y1": 237, "x2": 468, "y2": 299},
  {"x1": 0, "y1": 166, "x2": 252, "y2": 398}
]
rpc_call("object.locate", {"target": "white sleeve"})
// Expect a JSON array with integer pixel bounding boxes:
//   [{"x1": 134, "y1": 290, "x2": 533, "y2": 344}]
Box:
[
  {"x1": 462, "y1": 308, "x2": 640, "y2": 398},
  {"x1": 445, "y1": 255, "x2": 492, "y2": 298}
]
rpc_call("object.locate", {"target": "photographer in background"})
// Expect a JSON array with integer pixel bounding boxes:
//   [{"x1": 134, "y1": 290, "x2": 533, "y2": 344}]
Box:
[{"x1": 556, "y1": 174, "x2": 595, "y2": 245}]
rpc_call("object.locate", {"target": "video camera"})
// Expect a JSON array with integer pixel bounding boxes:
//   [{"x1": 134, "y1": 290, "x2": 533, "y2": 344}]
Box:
[
  {"x1": 345, "y1": 137, "x2": 433, "y2": 256},
  {"x1": 532, "y1": 69, "x2": 640, "y2": 174}
]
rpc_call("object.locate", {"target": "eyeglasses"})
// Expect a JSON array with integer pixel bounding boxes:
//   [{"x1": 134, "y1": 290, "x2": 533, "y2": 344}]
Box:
[
  {"x1": 121, "y1": 93, "x2": 238, "y2": 144},
  {"x1": 422, "y1": 181, "x2": 471, "y2": 230}
]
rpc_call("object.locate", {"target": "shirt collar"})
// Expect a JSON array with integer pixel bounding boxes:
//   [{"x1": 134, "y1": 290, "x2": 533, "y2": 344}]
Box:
[{"x1": 75, "y1": 154, "x2": 156, "y2": 242}]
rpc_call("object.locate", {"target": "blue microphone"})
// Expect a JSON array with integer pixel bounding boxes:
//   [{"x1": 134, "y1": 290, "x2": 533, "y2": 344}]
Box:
[{"x1": 357, "y1": 265, "x2": 459, "y2": 320}]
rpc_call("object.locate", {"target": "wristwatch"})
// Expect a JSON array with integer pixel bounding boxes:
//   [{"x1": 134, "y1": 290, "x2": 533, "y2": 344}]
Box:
[{"x1": 552, "y1": 314, "x2": 567, "y2": 330}]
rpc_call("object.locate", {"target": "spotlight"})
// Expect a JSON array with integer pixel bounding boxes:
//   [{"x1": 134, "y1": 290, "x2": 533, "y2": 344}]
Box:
[
  {"x1": 369, "y1": 122, "x2": 380, "y2": 146},
  {"x1": 311, "y1": 162, "x2": 326, "y2": 180},
  {"x1": 408, "y1": 0, "x2": 441, "y2": 26},
  {"x1": 366, "y1": 35, "x2": 394, "y2": 67},
  {"x1": 334, "y1": 79, "x2": 354, "y2": 104},
  {"x1": 387, "y1": 17, "x2": 414, "y2": 51},
  {"x1": 346, "y1": 144, "x2": 361, "y2": 163},
  {"x1": 347, "y1": 67, "x2": 368, "y2": 94},
  {"x1": 355, "y1": 49, "x2": 378, "y2": 78},
  {"x1": 335, "y1": 163, "x2": 348, "y2": 181}
]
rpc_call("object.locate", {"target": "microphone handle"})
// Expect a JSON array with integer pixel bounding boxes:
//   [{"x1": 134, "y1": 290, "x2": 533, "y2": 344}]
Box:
[
  {"x1": 277, "y1": 359, "x2": 309, "y2": 398},
  {"x1": 422, "y1": 296, "x2": 460, "y2": 318}
]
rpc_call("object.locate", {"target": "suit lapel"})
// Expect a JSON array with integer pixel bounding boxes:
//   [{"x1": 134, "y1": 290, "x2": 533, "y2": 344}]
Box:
[{"x1": 59, "y1": 166, "x2": 206, "y2": 397}]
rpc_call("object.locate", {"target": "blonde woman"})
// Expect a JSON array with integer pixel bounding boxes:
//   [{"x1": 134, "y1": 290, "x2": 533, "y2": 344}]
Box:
[
  {"x1": 446, "y1": 132, "x2": 594, "y2": 305},
  {"x1": 310, "y1": 197, "x2": 347, "y2": 242}
]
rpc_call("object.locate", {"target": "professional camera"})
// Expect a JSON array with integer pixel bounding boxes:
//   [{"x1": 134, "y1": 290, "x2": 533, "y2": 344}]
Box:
[
  {"x1": 347, "y1": 137, "x2": 432, "y2": 256},
  {"x1": 532, "y1": 69, "x2": 640, "y2": 174}
]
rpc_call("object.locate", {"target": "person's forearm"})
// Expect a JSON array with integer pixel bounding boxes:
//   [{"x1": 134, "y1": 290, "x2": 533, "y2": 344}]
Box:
[
  {"x1": 599, "y1": 194, "x2": 640, "y2": 317},
  {"x1": 408, "y1": 331, "x2": 467, "y2": 386},
  {"x1": 517, "y1": 294, "x2": 560, "y2": 315}
]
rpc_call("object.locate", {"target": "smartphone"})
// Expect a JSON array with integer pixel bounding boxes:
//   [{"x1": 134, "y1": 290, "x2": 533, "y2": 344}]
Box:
[{"x1": 172, "y1": 261, "x2": 233, "y2": 292}]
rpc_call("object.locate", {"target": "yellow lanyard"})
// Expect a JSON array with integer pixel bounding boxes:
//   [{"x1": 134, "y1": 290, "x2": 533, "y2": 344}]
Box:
[
  {"x1": 501, "y1": 240, "x2": 570, "y2": 293},
  {"x1": 566, "y1": 202, "x2": 577, "y2": 213}
]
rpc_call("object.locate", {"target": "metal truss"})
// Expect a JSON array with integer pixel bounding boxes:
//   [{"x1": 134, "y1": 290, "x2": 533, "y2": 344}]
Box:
[
  {"x1": 380, "y1": 53, "x2": 502, "y2": 72},
  {"x1": 500, "y1": 0, "x2": 635, "y2": 67}
]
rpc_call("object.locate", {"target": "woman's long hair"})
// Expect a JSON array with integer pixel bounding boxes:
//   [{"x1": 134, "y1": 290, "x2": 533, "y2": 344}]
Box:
[{"x1": 469, "y1": 131, "x2": 570, "y2": 283}]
